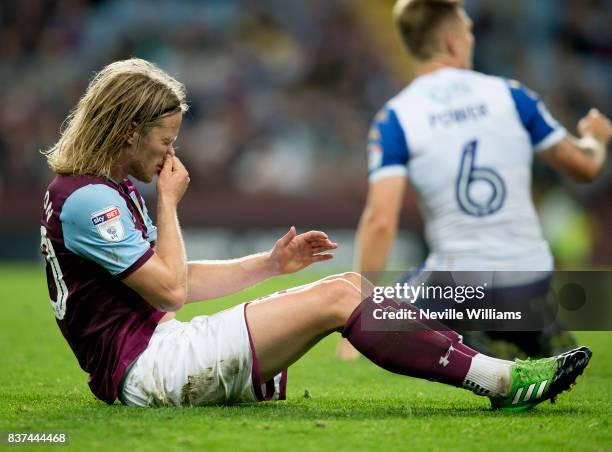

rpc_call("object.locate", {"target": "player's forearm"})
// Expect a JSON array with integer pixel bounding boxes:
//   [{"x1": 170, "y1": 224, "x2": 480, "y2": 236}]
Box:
[
  {"x1": 548, "y1": 109, "x2": 612, "y2": 182},
  {"x1": 568, "y1": 135, "x2": 607, "y2": 181},
  {"x1": 186, "y1": 252, "x2": 275, "y2": 302},
  {"x1": 540, "y1": 135, "x2": 608, "y2": 183},
  {"x1": 154, "y1": 197, "x2": 188, "y2": 301},
  {"x1": 354, "y1": 213, "x2": 396, "y2": 280}
]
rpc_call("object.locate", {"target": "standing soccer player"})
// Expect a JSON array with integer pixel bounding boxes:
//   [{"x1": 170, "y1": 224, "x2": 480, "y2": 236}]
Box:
[
  {"x1": 338, "y1": 0, "x2": 612, "y2": 360},
  {"x1": 41, "y1": 57, "x2": 591, "y2": 411}
]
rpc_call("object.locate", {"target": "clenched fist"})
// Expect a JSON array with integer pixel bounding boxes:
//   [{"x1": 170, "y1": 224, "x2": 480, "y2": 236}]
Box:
[{"x1": 578, "y1": 109, "x2": 612, "y2": 144}]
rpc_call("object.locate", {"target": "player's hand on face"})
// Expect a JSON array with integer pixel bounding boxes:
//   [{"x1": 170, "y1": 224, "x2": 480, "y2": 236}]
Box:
[
  {"x1": 578, "y1": 109, "x2": 612, "y2": 144},
  {"x1": 157, "y1": 152, "x2": 190, "y2": 205},
  {"x1": 270, "y1": 226, "x2": 338, "y2": 275}
]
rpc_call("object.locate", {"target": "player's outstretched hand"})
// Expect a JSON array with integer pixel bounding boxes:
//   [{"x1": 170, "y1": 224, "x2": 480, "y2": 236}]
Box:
[
  {"x1": 270, "y1": 226, "x2": 338, "y2": 275},
  {"x1": 578, "y1": 108, "x2": 612, "y2": 144},
  {"x1": 157, "y1": 152, "x2": 190, "y2": 205}
]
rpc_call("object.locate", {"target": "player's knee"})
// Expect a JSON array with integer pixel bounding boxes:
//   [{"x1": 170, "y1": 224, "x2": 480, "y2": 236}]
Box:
[
  {"x1": 330, "y1": 271, "x2": 375, "y2": 296},
  {"x1": 338, "y1": 271, "x2": 363, "y2": 287},
  {"x1": 311, "y1": 278, "x2": 361, "y2": 327},
  {"x1": 324, "y1": 271, "x2": 365, "y2": 287}
]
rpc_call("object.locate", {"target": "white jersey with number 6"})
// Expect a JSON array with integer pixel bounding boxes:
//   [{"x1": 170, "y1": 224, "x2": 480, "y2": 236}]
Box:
[{"x1": 368, "y1": 68, "x2": 567, "y2": 271}]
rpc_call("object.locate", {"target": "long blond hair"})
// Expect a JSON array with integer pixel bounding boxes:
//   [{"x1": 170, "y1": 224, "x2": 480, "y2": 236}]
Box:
[{"x1": 44, "y1": 58, "x2": 188, "y2": 177}]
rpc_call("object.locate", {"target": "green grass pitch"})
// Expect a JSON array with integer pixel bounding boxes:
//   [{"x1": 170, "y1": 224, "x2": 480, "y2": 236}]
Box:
[{"x1": 1, "y1": 264, "x2": 610, "y2": 451}]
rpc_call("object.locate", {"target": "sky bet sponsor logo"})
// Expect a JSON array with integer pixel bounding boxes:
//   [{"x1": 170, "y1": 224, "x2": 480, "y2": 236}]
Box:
[
  {"x1": 91, "y1": 207, "x2": 120, "y2": 226},
  {"x1": 90, "y1": 206, "x2": 125, "y2": 242}
]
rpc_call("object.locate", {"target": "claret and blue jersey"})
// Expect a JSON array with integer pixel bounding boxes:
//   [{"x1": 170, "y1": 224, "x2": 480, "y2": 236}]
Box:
[
  {"x1": 40, "y1": 174, "x2": 164, "y2": 404},
  {"x1": 368, "y1": 68, "x2": 566, "y2": 271}
]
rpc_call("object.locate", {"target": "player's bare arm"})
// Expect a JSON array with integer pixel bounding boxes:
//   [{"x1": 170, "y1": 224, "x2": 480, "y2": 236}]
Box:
[
  {"x1": 355, "y1": 176, "x2": 406, "y2": 277},
  {"x1": 118, "y1": 113, "x2": 337, "y2": 308},
  {"x1": 539, "y1": 109, "x2": 612, "y2": 182},
  {"x1": 185, "y1": 227, "x2": 338, "y2": 302},
  {"x1": 123, "y1": 151, "x2": 190, "y2": 312}
]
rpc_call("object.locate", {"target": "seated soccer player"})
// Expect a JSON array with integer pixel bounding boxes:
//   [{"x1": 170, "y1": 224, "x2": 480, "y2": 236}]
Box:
[{"x1": 40, "y1": 58, "x2": 591, "y2": 411}]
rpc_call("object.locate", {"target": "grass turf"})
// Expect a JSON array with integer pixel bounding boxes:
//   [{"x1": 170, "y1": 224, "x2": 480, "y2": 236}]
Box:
[{"x1": 1, "y1": 264, "x2": 610, "y2": 451}]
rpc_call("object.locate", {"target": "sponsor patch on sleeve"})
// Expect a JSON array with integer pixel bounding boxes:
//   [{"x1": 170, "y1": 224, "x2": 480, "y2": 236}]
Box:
[
  {"x1": 368, "y1": 142, "x2": 383, "y2": 170},
  {"x1": 90, "y1": 206, "x2": 125, "y2": 242}
]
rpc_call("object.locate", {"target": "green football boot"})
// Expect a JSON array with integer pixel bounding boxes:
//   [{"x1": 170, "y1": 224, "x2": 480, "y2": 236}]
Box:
[{"x1": 490, "y1": 346, "x2": 592, "y2": 412}]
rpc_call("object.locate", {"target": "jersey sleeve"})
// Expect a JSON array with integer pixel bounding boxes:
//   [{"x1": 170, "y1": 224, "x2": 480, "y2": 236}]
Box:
[
  {"x1": 367, "y1": 105, "x2": 411, "y2": 182},
  {"x1": 60, "y1": 184, "x2": 154, "y2": 278},
  {"x1": 507, "y1": 80, "x2": 567, "y2": 152}
]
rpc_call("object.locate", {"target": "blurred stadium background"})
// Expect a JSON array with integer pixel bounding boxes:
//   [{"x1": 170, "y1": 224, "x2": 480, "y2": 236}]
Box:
[{"x1": 1, "y1": 0, "x2": 611, "y2": 269}]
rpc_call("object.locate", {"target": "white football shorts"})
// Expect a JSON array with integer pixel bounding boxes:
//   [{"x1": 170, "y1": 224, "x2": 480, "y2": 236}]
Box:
[{"x1": 119, "y1": 303, "x2": 287, "y2": 407}]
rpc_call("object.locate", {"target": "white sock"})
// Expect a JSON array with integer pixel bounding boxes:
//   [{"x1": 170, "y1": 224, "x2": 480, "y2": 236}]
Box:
[{"x1": 462, "y1": 353, "x2": 512, "y2": 397}]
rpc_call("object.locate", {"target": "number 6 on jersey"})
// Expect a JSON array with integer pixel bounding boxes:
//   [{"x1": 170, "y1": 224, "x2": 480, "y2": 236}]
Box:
[{"x1": 456, "y1": 140, "x2": 506, "y2": 216}]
